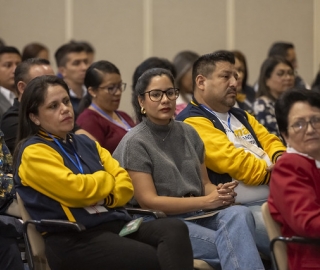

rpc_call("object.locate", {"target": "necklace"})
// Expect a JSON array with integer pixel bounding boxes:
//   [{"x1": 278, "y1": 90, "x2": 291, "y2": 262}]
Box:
[{"x1": 149, "y1": 123, "x2": 173, "y2": 142}]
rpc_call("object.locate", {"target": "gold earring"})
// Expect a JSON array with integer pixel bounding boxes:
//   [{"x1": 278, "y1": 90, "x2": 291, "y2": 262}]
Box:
[
  {"x1": 141, "y1": 107, "x2": 146, "y2": 114},
  {"x1": 35, "y1": 121, "x2": 40, "y2": 125}
]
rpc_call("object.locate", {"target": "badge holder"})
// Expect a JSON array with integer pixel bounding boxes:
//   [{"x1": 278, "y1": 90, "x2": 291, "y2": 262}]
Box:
[{"x1": 119, "y1": 217, "x2": 144, "y2": 237}]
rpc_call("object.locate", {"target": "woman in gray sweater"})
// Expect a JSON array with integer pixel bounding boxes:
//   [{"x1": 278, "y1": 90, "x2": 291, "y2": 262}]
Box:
[{"x1": 113, "y1": 68, "x2": 264, "y2": 270}]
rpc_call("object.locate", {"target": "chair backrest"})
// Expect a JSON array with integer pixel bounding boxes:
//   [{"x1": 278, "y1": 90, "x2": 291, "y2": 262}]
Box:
[
  {"x1": 17, "y1": 193, "x2": 51, "y2": 270},
  {"x1": 261, "y1": 202, "x2": 287, "y2": 270}
]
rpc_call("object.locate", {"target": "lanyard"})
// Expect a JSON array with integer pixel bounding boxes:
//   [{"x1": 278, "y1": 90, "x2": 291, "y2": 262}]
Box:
[
  {"x1": 91, "y1": 103, "x2": 131, "y2": 131},
  {"x1": 47, "y1": 133, "x2": 84, "y2": 174},
  {"x1": 199, "y1": 103, "x2": 266, "y2": 157},
  {"x1": 200, "y1": 104, "x2": 233, "y2": 133}
]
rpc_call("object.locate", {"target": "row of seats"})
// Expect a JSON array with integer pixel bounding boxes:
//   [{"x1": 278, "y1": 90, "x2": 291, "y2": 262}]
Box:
[
  {"x1": 16, "y1": 194, "x2": 214, "y2": 270},
  {"x1": 19, "y1": 197, "x2": 320, "y2": 270}
]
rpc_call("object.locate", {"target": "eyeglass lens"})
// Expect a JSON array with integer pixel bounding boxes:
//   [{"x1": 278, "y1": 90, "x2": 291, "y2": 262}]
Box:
[
  {"x1": 291, "y1": 117, "x2": 320, "y2": 132},
  {"x1": 148, "y1": 88, "x2": 179, "y2": 101}
]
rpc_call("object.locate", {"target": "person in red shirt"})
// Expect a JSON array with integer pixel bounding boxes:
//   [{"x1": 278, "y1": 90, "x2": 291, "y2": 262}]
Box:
[
  {"x1": 77, "y1": 61, "x2": 135, "y2": 153},
  {"x1": 269, "y1": 88, "x2": 320, "y2": 269}
]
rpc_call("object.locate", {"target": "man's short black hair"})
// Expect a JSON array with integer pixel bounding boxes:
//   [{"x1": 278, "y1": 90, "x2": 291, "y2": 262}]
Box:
[
  {"x1": 54, "y1": 42, "x2": 86, "y2": 67},
  {"x1": 14, "y1": 58, "x2": 51, "y2": 88},
  {"x1": 268, "y1": 42, "x2": 294, "y2": 58},
  {"x1": 0, "y1": 46, "x2": 21, "y2": 57},
  {"x1": 192, "y1": 50, "x2": 235, "y2": 90}
]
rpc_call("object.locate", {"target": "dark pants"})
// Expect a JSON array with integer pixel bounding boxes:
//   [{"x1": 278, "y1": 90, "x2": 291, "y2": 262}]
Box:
[
  {"x1": 45, "y1": 218, "x2": 193, "y2": 270},
  {"x1": 0, "y1": 235, "x2": 25, "y2": 270}
]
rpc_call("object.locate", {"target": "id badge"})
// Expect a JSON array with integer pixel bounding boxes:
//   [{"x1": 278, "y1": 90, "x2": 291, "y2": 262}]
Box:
[
  {"x1": 236, "y1": 136, "x2": 266, "y2": 158},
  {"x1": 119, "y1": 217, "x2": 143, "y2": 237},
  {"x1": 84, "y1": 205, "x2": 109, "y2": 214}
]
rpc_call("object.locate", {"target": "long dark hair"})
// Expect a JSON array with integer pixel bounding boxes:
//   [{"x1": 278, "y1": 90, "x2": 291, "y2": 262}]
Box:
[
  {"x1": 78, "y1": 60, "x2": 121, "y2": 114},
  {"x1": 232, "y1": 50, "x2": 249, "y2": 90},
  {"x1": 13, "y1": 75, "x2": 69, "y2": 169},
  {"x1": 257, "y1": 56, "x2": 294, "y2": 101}
]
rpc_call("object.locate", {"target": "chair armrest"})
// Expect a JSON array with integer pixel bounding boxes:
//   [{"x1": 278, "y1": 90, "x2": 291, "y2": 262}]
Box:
[
  {"x1": 270, "y1": 236, "x2": 320, "y2": 270},
  {"x1": 24, "y1": 219, "x2": 86, "y2": 232},
  {"x1": 271, "y1": 236, "x2": 320, "y2": 246},
  {"x1": 125, "y1": 207, "x2": 167, "y2": 219},
  {"x1": 291, "y1": 236, "x2": 320, "y2": 245}
]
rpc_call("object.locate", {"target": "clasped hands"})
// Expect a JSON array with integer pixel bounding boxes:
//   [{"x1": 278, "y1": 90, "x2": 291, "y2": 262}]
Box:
[{"x1": 217, "y1": 180, "x2": 238, "y2": 206}]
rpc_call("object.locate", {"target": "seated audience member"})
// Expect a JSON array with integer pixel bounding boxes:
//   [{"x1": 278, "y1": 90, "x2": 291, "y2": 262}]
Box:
[
  {"x1": 76, "y1": 61, "x2": 135, "y2": 153},
  {"x1": 113, "y1": 68, "x2": 264, "y2": 269},
  {"x1": 22, "y1": 42, "x2": 49, "y2": 61},
  {"x1": 172, "y1": 50, "x2": 199, "y2": 115},
  {"x1": 253, "y1": 56, "x2": 295, "y2": 138},
  {"x1": 132, "y1": 57, "x2": 176, "y2": 123},
  {"x1": 0, "y1": 46, "x2": 21, "y2": 119},
  {"x1": 176, "y1": 51, "x2": 286, "y2": 256},
  {"x1": 0, "y1": 129, "x2": 24, "y2": 270},
  {"x1": 268, "y1": 88, "x2": 320, "y2": 269},
  {"x1": 13, "y1": 75, "x2": 194, "y2": 270},
  {"x1": 54, "y1": 42, "x2": 89, "y2": 115},
  {"x1": 70, "y1": 40, "x2": 95, "y2": 65},
  {"x1": 1, "y1": 58, "x2": 54, "y2": 154},
  {"x1": 268, "y1": 41, "x2": 308, "y2": 89},
  {"x1": 232, "y1": 50, "x2": 255, "y2": 114}
]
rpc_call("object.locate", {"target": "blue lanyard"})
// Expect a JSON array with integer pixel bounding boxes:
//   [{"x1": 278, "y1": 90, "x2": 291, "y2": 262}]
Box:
[
  {"x1": 227, "y1": 113, "x2": 232, "y2": 132},
  {"x1": 91, "y1": 103, "x2": 131, "y2": 131},
  {"x1": 47, "y1": 133, "x2": 84, "y2": 174},
  {"x1": 200, "y1": 104, "x2": 233, "y2": 133}
]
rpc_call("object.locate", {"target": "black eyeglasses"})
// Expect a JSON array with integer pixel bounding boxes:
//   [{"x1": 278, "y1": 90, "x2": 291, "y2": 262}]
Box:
[
  {"x1": 98, "y1": 82, "x2": 126, "y2": 95},
  {"x1": 290, "y1": 116, "x2": 320, "y2": 133},
  {"x1": 141, "y1": 88, "x2": 180, "y2": 102}
]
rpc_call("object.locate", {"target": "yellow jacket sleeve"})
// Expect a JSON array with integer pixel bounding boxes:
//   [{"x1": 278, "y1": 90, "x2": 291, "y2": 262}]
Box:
[
  {"x1": 246, "y1": 112, "x2": 285, "y2": 162},
  {"x1": 95, "y1": 141, "x2": 134, "y2": 208},
  {"x1": 184, "y1": 114, "x2": 285, "y2": 185},
  {"x1": 18, "y1": 142, "x2": 133, "y2": 208}
]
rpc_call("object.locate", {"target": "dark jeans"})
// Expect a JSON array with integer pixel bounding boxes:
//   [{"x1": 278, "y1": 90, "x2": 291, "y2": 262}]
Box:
[
  {"x1": 0, "y1": 235, "x2": 25, "y2": 270},
  {"x1": 45, "y1": 218, "x2": 193, "y2": 270}
]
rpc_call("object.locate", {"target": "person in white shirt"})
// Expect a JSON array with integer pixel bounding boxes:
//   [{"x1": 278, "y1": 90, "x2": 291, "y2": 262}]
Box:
[
  {"x1": 54, "y1": 42, "x2": 89, "y2": 116},
  {"x1": 0, "y1": 46, "x2": 21, "y2": 118}
]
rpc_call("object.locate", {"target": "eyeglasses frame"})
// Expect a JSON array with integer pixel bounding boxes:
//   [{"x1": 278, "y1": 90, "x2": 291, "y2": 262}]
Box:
[
  {"x1": 98, "y1": 82, "x2": 127, "y2": 95},
  {"x1": 141, "y1": 88, "x2": 180, "y2": 102}
]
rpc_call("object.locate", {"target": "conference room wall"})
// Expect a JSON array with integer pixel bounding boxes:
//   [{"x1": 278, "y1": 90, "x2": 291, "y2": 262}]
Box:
[{"x1": 0, "y1": 0, "x2": 318, "y2": 116}]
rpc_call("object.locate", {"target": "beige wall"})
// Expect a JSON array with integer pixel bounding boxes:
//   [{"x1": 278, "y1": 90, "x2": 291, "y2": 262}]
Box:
[{"x1": 1, "y1": 0, "x2": 319, "y2": 117}]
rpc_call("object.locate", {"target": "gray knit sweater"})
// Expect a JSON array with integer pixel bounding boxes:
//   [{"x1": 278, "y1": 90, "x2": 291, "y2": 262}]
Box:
[{"x1": 113, "y1": 117, "x2": 205, "y2": 206}]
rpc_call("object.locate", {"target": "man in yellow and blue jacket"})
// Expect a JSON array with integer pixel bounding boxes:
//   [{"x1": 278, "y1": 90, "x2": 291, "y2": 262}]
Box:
[{"x1": 176, "y1": 50, "x2": 286, "y2": 257}]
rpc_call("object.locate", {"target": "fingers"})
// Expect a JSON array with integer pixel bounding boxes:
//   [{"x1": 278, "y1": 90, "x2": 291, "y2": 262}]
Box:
[
  {"x1": 266, "y1": 164, "x2": 274, "y2": 172},
  {"x1": 219, "y1": 180, "x2": 238, "y2": 190},
  {"x1": 219, "y1": 190, "x2": 237, "y2": 205},
  {"x1": 216, "y1": 183, "x2": 224, "y2": 190},
  {"x1": 217, "y1": 188, "x2": 234, "y2": 195},
  {"x1": 219, "y1": 193, "x2": 236, "y2": 199}
]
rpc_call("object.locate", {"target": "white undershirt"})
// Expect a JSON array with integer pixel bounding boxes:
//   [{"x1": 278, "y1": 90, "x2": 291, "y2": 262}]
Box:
[
  {"x1": 69, "y1": 85, "x2": 87, "y2": 98},
  {"x1": 214, "y1": 111, "x2": 258, "y2": 148},
  {"x1": 0, "y1": 86, "x2": 15, "y2": 105}
]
